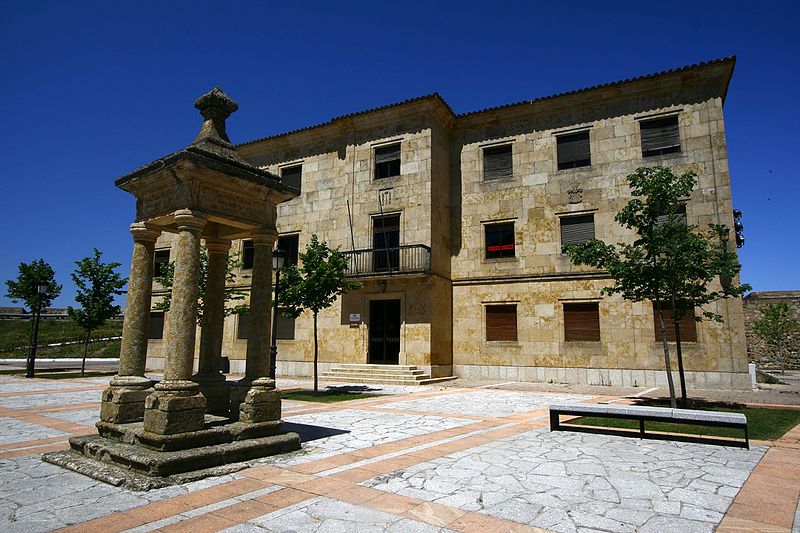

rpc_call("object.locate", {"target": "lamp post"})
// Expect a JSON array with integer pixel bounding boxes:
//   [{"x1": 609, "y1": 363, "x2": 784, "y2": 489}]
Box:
[
  {"x1": 26, "y1": 284, "x2": 48, "y2": 378},
  {"x1": 269, "y1": 248, "x2": 287, "y2": 380}
]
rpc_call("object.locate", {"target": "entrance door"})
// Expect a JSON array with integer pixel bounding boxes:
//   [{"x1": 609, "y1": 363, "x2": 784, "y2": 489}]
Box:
[{"x1": 369, "y1": 299, "x2": 401, "y2": 364}]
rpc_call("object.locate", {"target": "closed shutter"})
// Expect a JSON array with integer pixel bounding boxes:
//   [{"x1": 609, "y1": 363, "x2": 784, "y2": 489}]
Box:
[
  {"x1": 237, "y1": 313, "x2": 250, "y2": 340},
  {"x1": 557, "y1": 131, "x2": 591, "y2": 169},
  {"x1": 641, "y1": 116, "x2": 681, "y2": 156},
  {"x1": 653, "y1": 303, "x2": 697, "y2": 342},
  {"x1": 281, "y1": 165, "x2": 302, "y2": 191},
  {"x1": 560, "y1": 215, "x2": 595, "y2": 247},
  {"x1": 564, "y1": 303, "x2": 600, "y2": 342},
  {"x1": 483, "y1": 145, "x2": 513, "y2": 181},
  {"x1": 655, "y1": 205, "x2": 687, "y2": 226},
  {"x1": 149, "y1": 312, "x2": 165, "y2": 340},
  {"x1": 276, "y1": 311, "x2": 295, "y2": 340},
  {"x1": 486, "y1": 305, "x2": 517, "y2": 342}
]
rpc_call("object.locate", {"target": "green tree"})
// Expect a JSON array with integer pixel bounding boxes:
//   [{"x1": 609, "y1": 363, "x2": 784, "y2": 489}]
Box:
[
  {"x1": 754, "y1": 302, "x2": 799, "y2": 374},
  {"x1": 279, "y1": 235, "x2": 362, "y2": 392},
  {"x1": 154, "y1": 248, "x2": 249, "y2": 324},
  {"x1": 5, "y1": 259, "x2": 62, "y2": 377},
  {"x1": 565, "y1": 166, "x2": 749, "y2": 407},
  {"x1": 67, "y1": 249, "x2": 127, "y2": 376}
]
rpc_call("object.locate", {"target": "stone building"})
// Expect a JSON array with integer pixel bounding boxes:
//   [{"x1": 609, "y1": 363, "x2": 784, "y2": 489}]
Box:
[
  {"x1": 743, "y1": 291, "x2": 800, "y2": 370},
  {"x1": 145, "y1": 56, "x2": 751, "y2": 389}
]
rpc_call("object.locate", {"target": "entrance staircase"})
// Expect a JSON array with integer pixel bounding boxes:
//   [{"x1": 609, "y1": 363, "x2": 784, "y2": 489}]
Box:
[{"x1": 320, "y1": 364, "x2": 456, "y2": 386}]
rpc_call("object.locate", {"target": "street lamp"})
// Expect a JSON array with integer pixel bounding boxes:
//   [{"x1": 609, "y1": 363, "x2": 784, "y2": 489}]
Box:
[
  {"x1": 26, "y1": 284, "x2": 48, "y2": 378},
  {"x1": 269, "y1": 248, "x2": 287, "y2": 380}
]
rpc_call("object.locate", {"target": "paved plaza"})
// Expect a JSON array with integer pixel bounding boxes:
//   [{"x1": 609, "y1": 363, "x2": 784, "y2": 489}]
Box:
[{"x1": 0, "y1": 375, "x2": 798, "y2": 532}]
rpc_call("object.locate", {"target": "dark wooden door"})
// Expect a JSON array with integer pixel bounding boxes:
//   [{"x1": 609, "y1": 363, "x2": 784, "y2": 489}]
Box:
[{"x1": 369, "y1": 299, "x2": 401, "y2": 364}]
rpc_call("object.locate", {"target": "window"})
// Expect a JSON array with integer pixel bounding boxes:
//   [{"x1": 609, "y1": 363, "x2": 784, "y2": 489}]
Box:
[
  {"x1": 149, "y1": 311, "x2": 164, "y2": 339},
  {"x1": 242, "y1": 240, "x2": 254, "y2": 269},
  {"x1": 483, "y1": 144, "x2": 513, "y2": 181},
  {"x1": 276, "y1": 310, "x2": 295, "y2": 340},
  {"x1": 237, "y1": 312, "x2": 250, "y2": 340},
  {"x1": 557, "y1": 131, "x2": 591, "y2": 170},
  {"x1": 486, "y1": 304, "x2": 517, "y2": 342},
  {"x1": 373, "y1": 214, "x2": 400, "y2": 271},
  {"x1": 485, "y1": 222, "x2": 515, "y2": 259},
  {"x1": 564, "y1": 303, "x2": 600, "y2": 342},
  {"x1": 653, "y1": 303, "x2": 697, "y2": 342},
  {"x1": 277, "y1": 234, "x2": 300, "y2": 266},
  {"x1": 656, "y1": 204, "x2": 687, "y2": 226},
  {"x1": 154, "y1": 250, "x2": 170, "y2": 278},
  {"x1": 281, "y1": 164, "x2": 302, "y2": 192},
  {"x1": 560, "y1": 214, "x2": 595, "y2": 251},
  {"x1": 374, "y1": 144, "x2": 401, "y2": 180},
  {"x1": 640, "y1": 116, "x2": 681, "y2": 157}
]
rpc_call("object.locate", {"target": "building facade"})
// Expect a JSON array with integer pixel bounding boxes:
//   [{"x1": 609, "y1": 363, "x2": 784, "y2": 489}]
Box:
[{"x1": 145, "y1": 57, "x2": 751, "y2": 389}]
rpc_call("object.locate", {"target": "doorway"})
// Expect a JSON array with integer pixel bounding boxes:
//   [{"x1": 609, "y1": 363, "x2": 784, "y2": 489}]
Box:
[{"x1": 369, "y1": 299, "x2": 401, "y2": 364}]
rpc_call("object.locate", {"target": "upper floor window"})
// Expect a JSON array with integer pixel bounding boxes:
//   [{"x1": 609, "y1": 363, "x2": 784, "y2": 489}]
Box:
[
  {"x1": 242, "y1": 240, "x2": 254, "y2": 269},
  {"x1": 373, "y1": 214, "x2": 400, "y2": 271},
  {"x1": 653, "y1": 303, "x2": 697, "y2": 342},
  {"x1": 486, "y1": 304, "x2": 518, "y2": 342},
  {"x1": 640, "y1": 116, "x2": 681, "y2": 157},
  {"x1": 485, "y1": 222, "x2": 515, "y2": 259},
  {"x1": 277, "y1": 234, "x2": 300, "y2": 266},
  {"x1": 557, "y1": 131, "x2": 591, "y2": 170},
  {"x1": 149, "y1": 311, "x2": 165, "y2": 340},
  {"x1": 281, "y1": 164, "x2": 302, "y2": 192},
  {"x1": 374, "y1": 144, "x2": 401, "y2": 180},
  {"x1": 276, "y1": 310, "x2": 296, "y2": 340},
  {"x1": 564, "y1": 302, "x2": 600, "y2": 342},
  {"x1": 237, "y1": 312, "x2": 250, "y2": 339},
  {"x1": 483, "y1": 144, "x2": 513, "y2": 181},
  {"x1": 656, "y1": 204, "x2": 687, "y2": 226},
  {"x1": 154, "y1": 249, "x2": 170, "y2": 278},
  {"x1": 560, "y1": 214, "x2": 595, "y2": 252}
]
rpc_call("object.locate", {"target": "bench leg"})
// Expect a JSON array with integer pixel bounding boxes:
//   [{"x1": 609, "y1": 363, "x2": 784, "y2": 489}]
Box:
[
  {"x1": 639, "y1": 418, "x2": 645, "y2": 438},
  {"x1": 744, "y1": 425, "x2": 749, "y2": 450},
  {"x1": 550, "y1": 411, "x2": 560, "y2": 431}
]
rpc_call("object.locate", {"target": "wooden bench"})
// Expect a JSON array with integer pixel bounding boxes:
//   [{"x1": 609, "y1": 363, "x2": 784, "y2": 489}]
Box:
[{"x1": 549, "y1": 403, "x2": 749, "y2": 449}]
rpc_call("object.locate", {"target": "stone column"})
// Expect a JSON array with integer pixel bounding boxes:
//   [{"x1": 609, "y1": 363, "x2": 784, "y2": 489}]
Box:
[
  {"x1": 143, "y1": 210, "x2": 207, "y2": 435},
  {"x1": 100, "y1": 223, "x2": 160, "y2": 424},
  {"x1": 232, "y1": 228, "x2": 281, "y2": 423},
  {"x1": 193, "y1": 237, "x2": 231, "y2": 415}
]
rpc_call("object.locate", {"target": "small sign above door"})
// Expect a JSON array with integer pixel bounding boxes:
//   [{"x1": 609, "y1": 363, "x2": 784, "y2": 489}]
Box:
[{"x1": 349, "y1": 313, "x2": 361, "y2": 327}]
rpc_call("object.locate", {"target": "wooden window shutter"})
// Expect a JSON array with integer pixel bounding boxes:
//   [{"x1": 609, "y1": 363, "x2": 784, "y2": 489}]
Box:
[
  {"x1": 560, "y1": 215, "x2": 595, "y2": 248},
  {"x1": 653, "y1": 303, "x2": 697, "y2": 342},
  {"x1": 486, "y1": 305, "x2": 517, "y2": 342},
  {"x1": 557, "y1": 131, "x2": 591, "y2": 169},
  {"x1": 564, "y1": 303, "x2": 600, "y2": 342},
  {"x1": 375, "y1": 144, "x2": 400, "y2": 164},
  {"x1": 374, "y1": 144, "x2": 401, "y2": 179},
  {"x1": 483, "y1": 145, "x2": 513, "y2": 181},
  {"x1": 281, "y1": 165, "x2": 302, "y2": 192},
  {"x1": 641, "y1": 116, "x2": 681, "y2": 156}
]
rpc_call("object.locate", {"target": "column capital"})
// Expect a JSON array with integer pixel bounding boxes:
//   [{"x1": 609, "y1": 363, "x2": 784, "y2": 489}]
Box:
[
  {"x1": 250, "y1": 227, "x2": 277, "y2": 246},
  {"x1": 174, "y1": 209, "x2": 207, "y2": 231},
  {"x1": 129, "y1": 223, "x2": 161, "y2": 243},
  {"x1": 204, "y1": 237, "x2": 232, "y2": 254}
]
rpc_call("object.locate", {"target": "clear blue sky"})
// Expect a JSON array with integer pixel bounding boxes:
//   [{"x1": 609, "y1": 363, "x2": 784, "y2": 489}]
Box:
[{"x1": 1, "y1": 1, "x2": 797, "y2": 308}]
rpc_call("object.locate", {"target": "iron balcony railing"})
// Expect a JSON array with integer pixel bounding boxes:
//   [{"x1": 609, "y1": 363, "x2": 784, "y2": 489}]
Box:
[{"x1": 342, "y1": 244, "x2": 431, "y2": 277}]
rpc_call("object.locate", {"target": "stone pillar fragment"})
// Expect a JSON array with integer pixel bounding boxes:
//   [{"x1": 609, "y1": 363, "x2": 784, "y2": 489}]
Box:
[
  {"x1": 100, "y1": 223, "x2": 160, "y2": 424},
  {"x1": 231, "y1": 228, "x2": 279, "y2": 421},
  {"x1": 143, "y1": 210, "x2": 207, "y2": 435},
  {"x1": 193, "y1": 237, "x2": 231, "y2": 415}
]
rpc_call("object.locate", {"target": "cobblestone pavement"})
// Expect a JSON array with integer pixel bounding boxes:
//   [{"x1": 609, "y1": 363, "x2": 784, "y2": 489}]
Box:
[{"x1": 0, "y1": 374, "x2": 797, "y2": 532}]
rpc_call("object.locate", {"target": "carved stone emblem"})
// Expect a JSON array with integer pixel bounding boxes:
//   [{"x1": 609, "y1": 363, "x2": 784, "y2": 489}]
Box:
[{"x1": 567, "y1": 182, "x2": 583, "y2": 204}]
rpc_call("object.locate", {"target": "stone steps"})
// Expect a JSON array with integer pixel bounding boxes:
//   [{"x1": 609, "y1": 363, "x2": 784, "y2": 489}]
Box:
[{"x1": 320, "y1": 364, "x2": 456, "y2": 386}]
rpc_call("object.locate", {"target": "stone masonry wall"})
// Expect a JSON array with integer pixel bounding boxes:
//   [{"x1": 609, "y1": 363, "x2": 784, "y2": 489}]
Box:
[{"x1": 743, "y1": 291, "x2": 800, "y2": 370}]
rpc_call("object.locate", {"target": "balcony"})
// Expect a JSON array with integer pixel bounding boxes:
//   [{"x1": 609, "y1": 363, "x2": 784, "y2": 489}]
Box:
[{"x1": 342, "y1": 245, "x2": 431, "y2": 277}]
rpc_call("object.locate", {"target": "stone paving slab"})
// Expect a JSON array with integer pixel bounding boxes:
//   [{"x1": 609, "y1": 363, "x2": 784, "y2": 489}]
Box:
[
  {"x1": 40, "y1": 408, "x2": 102, "y2": 428},
  {"x1": 0, "y1": 389, "x2": 103, "y2": 409},
  {"x1": 379, "y1": 390, "x2": 593, "y2": 418},
  {"x1": 0, "y1": 418, "x2": 70, "y2": 445},
  {"x1": 362, "y1": 428, "x2": 766, "y2": 533},
  {"x1": 0, "y1": 381, "x2": 99, "y2": 393}
]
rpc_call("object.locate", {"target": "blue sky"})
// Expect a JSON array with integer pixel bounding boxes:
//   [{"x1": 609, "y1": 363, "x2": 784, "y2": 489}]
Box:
[{"x1": 1, "y1": 1, "x2": 798, "y2": 308}]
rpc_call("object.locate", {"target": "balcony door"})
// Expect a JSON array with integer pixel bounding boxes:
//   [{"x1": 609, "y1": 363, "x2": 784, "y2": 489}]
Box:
[
  {"x1": 369, "y1": 299, "x2": 401, "y2": 365},
  {"x1": 373, "y1": 214, "x2": 400, "y2": 272}
]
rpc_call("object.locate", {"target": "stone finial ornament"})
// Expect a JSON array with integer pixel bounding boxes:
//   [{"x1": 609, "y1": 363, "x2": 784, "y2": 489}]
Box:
[{"x1": 192, "y1": 87, "x2": 239, "y2": 147}]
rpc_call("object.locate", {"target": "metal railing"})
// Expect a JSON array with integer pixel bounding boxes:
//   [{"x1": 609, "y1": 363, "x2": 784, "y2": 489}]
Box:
[{"x1": 342, "y1": 245, "x2": 431, "y2": 277}]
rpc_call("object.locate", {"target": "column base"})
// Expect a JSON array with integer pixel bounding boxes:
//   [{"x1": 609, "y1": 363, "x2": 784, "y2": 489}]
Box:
[
  {"x1": 143, "y1": 382, "x2": 207, "y2": 435},
  {"x1": 193, "y1": 372, "x2": 231, "y2": 416},
  {"x1": 100, "y1": 376, "x2": 154, "y2": 424},
  {"x1": 239, "y1": 378, "x2": 281, "y2": 424}
]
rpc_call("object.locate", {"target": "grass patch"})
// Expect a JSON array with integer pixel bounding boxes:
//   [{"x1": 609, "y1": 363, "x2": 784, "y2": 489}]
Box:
[
  {"x1": 281, "y1": 390, "x2": 383, "y2": 403},
  {"x1": 0, "y1": 319, "x2": 123, "y2": 356},
  {"x1": 569, "y1": 400, "x2": 800, "y2": 441},
  {"x1": 30, "y1": 371, "x2": 116, "y2": 380}
]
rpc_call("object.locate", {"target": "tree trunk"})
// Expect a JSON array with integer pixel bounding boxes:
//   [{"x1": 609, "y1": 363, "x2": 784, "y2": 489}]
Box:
[
  {"x1": 313, "y1": 312, "x2": 319, "y2": 393},
  {"x1": 656, "y1": 302, "x2": 677, "y2": 408},
  {"x1": 81, "y1": 331, "x2": 91, "y2": 376},
  {"x1": 674, "y1": 318, "x2": 687, "y2": 407},
  {"x1": 780, "y1": 340, "x2": 786, "y2": 374}
]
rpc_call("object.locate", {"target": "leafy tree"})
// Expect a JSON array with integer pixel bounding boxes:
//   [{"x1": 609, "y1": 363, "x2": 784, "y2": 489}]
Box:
[
  {"x1": 67, "y1": 249, "x2": 127, "y2": 375},
  {"x1": 5, "y1": 259, "x2": 62, "y2": 377},
  {"x1": 754, "y1": 302, "x2": 799, "y2": 374},
  {"x1": 279, "y1": 235, "x2": 362, "y2": 392},
  {"x1": 154, "y1": 248, "x2": 249, "y2": 324},
  {"x1": 565, "y1": 166, "x2": 749, "y2": 407}
]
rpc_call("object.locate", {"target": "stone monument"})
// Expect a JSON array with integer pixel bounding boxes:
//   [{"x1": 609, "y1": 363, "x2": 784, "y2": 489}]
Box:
[{"x1": 43, "y1": 87, "x2": 302, "y2": 489}]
